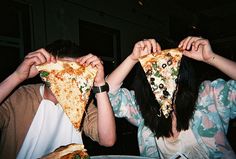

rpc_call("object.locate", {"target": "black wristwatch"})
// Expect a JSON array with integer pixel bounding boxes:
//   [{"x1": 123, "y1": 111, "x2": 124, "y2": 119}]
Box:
[{"x1": 93, "y1": 82, "x2": 109, "y2": 94}]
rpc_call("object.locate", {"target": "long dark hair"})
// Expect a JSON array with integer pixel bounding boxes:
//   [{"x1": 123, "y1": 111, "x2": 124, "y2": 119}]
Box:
[{"x1": 130, "y1": 56, "x2": 198, "y2": 138}]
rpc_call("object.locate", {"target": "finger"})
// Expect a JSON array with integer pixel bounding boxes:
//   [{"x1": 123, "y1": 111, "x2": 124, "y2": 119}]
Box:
[
  {"x1": 25, "y1": 55, "x2": 43, "y2": 67},
  {"x1": 36, "y1": 48, "x2": 52, "y2": 62},
  {"x1": 143, "y1": 39, "x2": 152, "y2": 53},
  {"x1": 149, "y1": 39, "x2": 158, "y2": 53},
  {"x1": 192, "y1": 38, "x2": 207, "y2": 51},
  {"x1": 151, "y1": 39, "x2": 161, "y2": 53},
  {"x1": 180, "y1": 36, "x2": 192, "y2": 50},
  {"x1": 39, "y1": 48, "x2": 52, "y2": 62},
  {"x1": 178, "y1": 38, "x2": 186, "y2": 48},
  {"x1": 91, "y1": 58, "x2": 103, "y2": 67},
  {"x1": 189, "y1": 37, "x2": 201, "y2": 51},
  {"x1": 192, "y1": 39, "x2": 201, "y2": 51},
  {"x1": 84, "y1": 55, "x2": 98, "y2": 66},
  {"x1": 178, "y1": 37, "x2": 188, "y2": 49},
  {"x1": 137, "y1": 41, "x2": 145, "y2": 50},
  {"x1": 186, "y1": 37, "x2": 197, "y2": 50},
  {"x1": 88, "y1": 58, "x2": 99, "y2": 67},
  {"x1": 25, "y1": 51, "x2": 48, "y2": 64},
  {"x1": 26, "y1": 48, "x2": 53, "y2": 63},
  {"x1": 78, "y1": 53, "x2": 94, "y2": 65}
]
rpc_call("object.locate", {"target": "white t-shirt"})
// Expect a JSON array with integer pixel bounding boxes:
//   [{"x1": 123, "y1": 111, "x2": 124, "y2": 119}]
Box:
[
  {"x1": 17, "y1": 85, "x2": 82, "y2": 159},
  {"x1": 156, "y1": 128, "x2": 209, "y2": 159}
]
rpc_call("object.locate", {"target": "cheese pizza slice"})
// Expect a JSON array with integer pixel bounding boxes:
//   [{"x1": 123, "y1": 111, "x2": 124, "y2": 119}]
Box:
[
  {"x1": 138, "y1": 48, "x2": 183, "y2": 118},
  {"x1": 36, "y1": 60, "x2": 97, "y2": 129}
]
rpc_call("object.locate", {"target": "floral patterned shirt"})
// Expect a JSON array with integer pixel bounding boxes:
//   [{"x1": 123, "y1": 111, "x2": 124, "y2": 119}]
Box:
[{"x1": 108, "y1": 79, "x2": 236, "y2": 158}]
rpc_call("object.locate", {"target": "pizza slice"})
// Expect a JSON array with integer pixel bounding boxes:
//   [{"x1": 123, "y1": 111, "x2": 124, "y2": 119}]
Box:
[
  {"x1": 41, "y1": 143, "x2": 90, "y2": 159},
  {"x1": 36, "y1": 60, "x2": 97, "y2": 129},
  {"x1": 138, "y1": 48, "x2": 183, "y2": 118}
]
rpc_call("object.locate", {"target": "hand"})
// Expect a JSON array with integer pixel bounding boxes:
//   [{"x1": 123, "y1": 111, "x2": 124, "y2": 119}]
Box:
[
  {"x1": 14, "y1": 48, "x2": 55, "y2": 82},
  {"x1": 77, "y1": 54, "x2": 105, "y2": 86},
  {"x1": 178, "y1": 36, "x2": 215, "y2": 62},
  {"x1": 130, "y1": 39, "x2": 161, "y2": 62}
]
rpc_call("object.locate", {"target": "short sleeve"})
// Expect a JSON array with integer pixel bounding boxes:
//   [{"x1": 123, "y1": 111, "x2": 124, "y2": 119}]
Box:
[
  {"x1": 197, "y1": 79, "x2": 236, "y2": 132},
  {"x1": 0, "y1": 97, "x2": 10, "y2": 129},
  {"x1": 82, "y1": 100, "x2": 99, "y2": 142},
  {"x1": 108, "y1": 88, "x2": 143, "y2": 126}
]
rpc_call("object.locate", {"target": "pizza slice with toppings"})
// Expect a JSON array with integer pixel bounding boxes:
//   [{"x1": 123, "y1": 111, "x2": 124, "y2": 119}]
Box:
[
  {"x1": 41, "y1": 143, "x2": 90, "y2": 159},
  {"x1": 138, "y1": 48, "x2": 183, "y2": 118},
  {"x1": 36, "y1": 60, "x2": 97, "y2": 129}
]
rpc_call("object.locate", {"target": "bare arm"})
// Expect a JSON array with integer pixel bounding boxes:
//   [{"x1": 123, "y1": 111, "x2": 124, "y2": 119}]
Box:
[
  {"x1": 106, "y1": 55, "x2": 137, "y2": 92},
  {"x1": 179, "y1": 36, "x2": 236, "y2": 80},
  {"x1": 0, "y1": 49, "x2": 54, "y2": 104},
  {"x1": 206, "y1": 54, "x2": 236, "y2": 80},
  {"x1": 0, "y1": 73, "x2": 22, "y2": 103},
  {"x1": 95, "y1": 91, "x2": 115, "y2": 146},
  {"x1": 106, "y1": 39, "x2": 161, "y2": 92},
  {"x1": 77, "y1": 54, "x2": 116, "y2": 146}
]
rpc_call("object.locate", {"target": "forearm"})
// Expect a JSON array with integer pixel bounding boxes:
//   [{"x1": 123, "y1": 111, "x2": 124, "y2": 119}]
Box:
[
  {"x1": 106, "y1": 55, "x2": 138, "y2": 92},
  {"x1": 207, "y1": 53, "x2": 236, "y2": 80},
  {"x1": 0, "y1": 72, "x2": 22, "y2": 103},
  {"x1": 96, "y1": 92, "x2": 116, "y2": 146}
]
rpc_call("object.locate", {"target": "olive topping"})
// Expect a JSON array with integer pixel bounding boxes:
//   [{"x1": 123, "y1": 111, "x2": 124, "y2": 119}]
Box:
[
  {"x1": 162, "y1": 63, "x2": 167, "y2": 68},
  {"x1": 163, "y1": 90, "x2": 170, "y2": 97},
  {"x1": 159, "y1": 84, "x2": 164, "y2": 89},
  {"x1": 167, "y1": 59, "x2": 172, "y2": 66},
  {"x1": 150, "y1": 77, "x2": 155, "y2": 81},
  {"x1": 151, "y1": 81, "x2": 155, "y2": 85}
]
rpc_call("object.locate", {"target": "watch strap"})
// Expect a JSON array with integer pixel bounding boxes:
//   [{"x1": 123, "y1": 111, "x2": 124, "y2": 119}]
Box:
[{"x1": 93, "y1": 82, "x2": 109, "y2": 94}]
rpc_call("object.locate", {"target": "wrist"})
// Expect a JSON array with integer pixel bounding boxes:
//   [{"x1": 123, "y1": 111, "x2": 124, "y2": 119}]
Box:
[
  {"x1": 206, "y1": 53, "x2": 217, "y2": 65},
  {"x1": 94, "y1": 81, "x2": 106, "y2": 87},
  {"x1": 128, "y1": 55, "x2": 139, "y2": 64},
  {"x1": 12, "y1": 72, "x2": 25, "y2": 84},
  {"x1": 93, "y1": 82, "x2": 109, "y2": 94}
]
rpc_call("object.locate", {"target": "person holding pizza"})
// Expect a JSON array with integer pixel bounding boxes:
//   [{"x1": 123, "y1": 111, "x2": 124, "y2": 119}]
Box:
[
  {"x1": 0, "y1": 39, "x2": 116, "y2": 159},
  {"x1": 106, "y1": 36, "x2": 236, "y2": 158}
]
